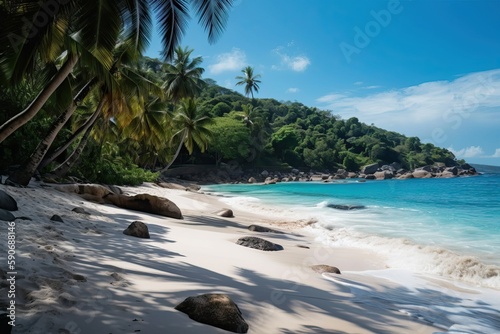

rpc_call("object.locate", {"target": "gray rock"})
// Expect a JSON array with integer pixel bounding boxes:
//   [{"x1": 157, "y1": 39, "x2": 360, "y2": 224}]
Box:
[
  {"x1": 361, "y1": 163, "x2": 379, "y2": 175},
  {"x1": 445, "y1": 166, "x2": 458, "y2": 175},
  {"x1": 0, "y1": 190, "x2": 17, "y2": 211},
  {"x1": 374, "y1": 171, "x2": 393, "y2": 180},
  {"x1": 364, "y1": 174, "x2": 376, "y2": 180},
  {"x1": 248, "y1": 225, "x2": 283, "y2": 234},
  {"x1": 261, "y1": 170, "x2": 269, "y2": 177},
  {"x1": 216, "y1": 209, "x2": 234, "y2": 218},
  {"x1": 50, "y1": 215, "x2": 64, "y2": 222},
  {"x1": 72, "y1": 207, "x2": 90, "y2": 215},
  {"x1": 327, "y1": 204, "x2": 365, "y2": 211},
  {"x1": 247, "y1": 177, "x2": 257, "y2": 184},
  {"x1": 175, "y1": 294, "x2": 248, "y2": 333},
  {"x1": 236, "y1": 236, "x2": 283, "y2": 251},
  {"x1": 311, "y1": 265, "x2": 341, "y2": 274},
  {"x1": 123, "y1": 221, "x2": 150, "y2": 239},
  {"x1": 0, "y1": 209, "x2": 15, "y2": 222}
]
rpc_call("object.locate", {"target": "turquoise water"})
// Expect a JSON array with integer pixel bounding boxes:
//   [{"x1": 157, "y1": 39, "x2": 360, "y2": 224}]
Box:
[{"x1": 204, "y1": 173, "x2": 500, "y2": 288}]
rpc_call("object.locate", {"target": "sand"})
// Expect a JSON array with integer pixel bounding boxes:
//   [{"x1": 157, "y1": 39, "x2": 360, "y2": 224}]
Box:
[{"x1": 0, "y1": 180, "x2": 491, "y2": 333}]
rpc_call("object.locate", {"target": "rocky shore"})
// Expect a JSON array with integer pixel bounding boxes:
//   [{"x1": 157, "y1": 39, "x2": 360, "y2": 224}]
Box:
[{"x1": 162, "y1": 162, "x2": 478, "y2": 185}]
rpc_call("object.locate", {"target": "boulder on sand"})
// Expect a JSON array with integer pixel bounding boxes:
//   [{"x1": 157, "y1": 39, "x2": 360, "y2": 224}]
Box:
[
  {"x1": 216, "y1": 208, "x2": 234, "y2": 218},
  {"x1": 0, "y1": 190, "x2": 17, "y2": 211},
  {"x1": 236, "y1": 236, "x2": 283, "y2": 251},
  {"x1": 56, "y1": 184, "x2": 183, "y2": 219},
  {"x1": 0, "y1": 208, "x2": 15, "y2": 222},
  {"x1": 123, "y1": 221, "x2": 150, "y2": 239},
  {"x1": 106, "y1": 193, "x2": 183, "y2": 219},
  {"x1": 175, "y1": 294, "x2": 248, "y2": 333},
  {"x1": 311, "y1": 265, "x2": 341, "y2": 274},
  {"x1": 248, "y1": 224, "x2": 283, "y2": 233}
]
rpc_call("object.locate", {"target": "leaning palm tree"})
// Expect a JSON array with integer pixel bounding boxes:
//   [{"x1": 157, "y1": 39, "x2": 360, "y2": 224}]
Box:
[
  {"x1": 163, "y1": 46, "x2": 205, "y2": 102},
  {"x1": 235, "y1": 66, "x2": 261, "y2": 99},
  {"x1": 161, "y1": 98, "x2": 213, "y2": 172},
  {"x1": 0, "y1": 0, "x2": 233, "y2": 144}
]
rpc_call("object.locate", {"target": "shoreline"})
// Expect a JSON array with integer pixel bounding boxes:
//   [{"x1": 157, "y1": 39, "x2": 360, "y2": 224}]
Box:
[{"x1": 1, "y1": 180, "x2": 499, "y2": 333}]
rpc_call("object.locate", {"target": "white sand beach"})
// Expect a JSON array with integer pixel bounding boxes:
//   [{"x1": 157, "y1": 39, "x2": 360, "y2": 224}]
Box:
[{"x1": 1, "y1": 180, "x2": 498, "y2": 333}]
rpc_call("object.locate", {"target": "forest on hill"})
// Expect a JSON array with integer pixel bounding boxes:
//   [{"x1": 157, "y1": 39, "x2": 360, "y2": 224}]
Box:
[{"x1": 0, "y1": 52, "x2": 461, "y2": 186}]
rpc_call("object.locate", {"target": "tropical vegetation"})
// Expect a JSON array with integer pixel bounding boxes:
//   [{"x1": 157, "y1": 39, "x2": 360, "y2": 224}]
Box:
[{"x1": 0, "y1": 0, "x2": 462, "y2": 186}]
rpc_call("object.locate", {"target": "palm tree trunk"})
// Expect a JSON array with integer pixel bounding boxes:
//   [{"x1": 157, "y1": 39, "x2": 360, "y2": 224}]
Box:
[
  {"x1": 0, "y1": 54, "x2": 79, "y2": 144},
  {"x1": 51, "y1": 115, "x2": 98, "y2": 177},
  {"x1": 38, "y1": 85, "x2": 102, "y2": 170},
  {"x1": 5, "y1": 77, "x2": 97, "y2": 186},
  {"x1": 160, "y1": 130, "x2": 186, "y2": 173}
]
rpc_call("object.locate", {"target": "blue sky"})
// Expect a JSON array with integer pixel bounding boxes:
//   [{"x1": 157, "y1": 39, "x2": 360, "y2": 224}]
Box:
[{"x1": 146, "y1": 0, "x2": 500, "y2": 166}]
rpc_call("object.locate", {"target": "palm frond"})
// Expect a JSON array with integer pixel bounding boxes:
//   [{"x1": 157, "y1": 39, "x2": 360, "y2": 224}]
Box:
[
  {"x1": 192, "y1": 0, "x2": 233, "y2": 44},
  {"x1": 151, "y1": 0, "x2": 190, "y2": 60},
  {"x1": 75, "y1": 0, "x2": 122, "y2": 69},
  {"x1": 122, "y1": 0, "x2": 153, "y2": 53}
]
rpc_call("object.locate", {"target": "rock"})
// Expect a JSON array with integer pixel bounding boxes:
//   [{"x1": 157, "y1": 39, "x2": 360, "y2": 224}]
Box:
[
  {"x1": 364, "y1": 174, "x2": 376, "y2": 180},
  {"x1": 261, "y1": 170, "x2": 269, "y2": 178},
  {"x1": 0, "y1": 190, "x2": 17, "y2": 211},
  {"x1": 440, "y1": 171, "x2": 456, "y2": 178},
  {"x1": 416, "y1": 165, "x2": 432, "y2": 172},
  {"x1": 327, "y1": 204, "x2": 365, "y2": 210},
  {"x1": 374, "y1": 171, "x2": 393, "y2": 180},
  {"x1": 321, "y1": 174, "x2": 330, "y2": 180},
  {"x1": 336, "y1": 169, "x2": 348, "y2": 178},
  {"x1": 361, "y1": 163, "x2": 379, "y2": 175},
  {"x1": 291, "y1": 168, "x2": 299, "y2": 175},
  {"x1": 247, "y1": 177, "x2": 257, "y2": 184},
  {"x1": 216, "y1": 209, "x2": 234, "y2": 218},
  {"x1": 311, "y1": 265, "x2": 341, "y2": 274},
  {"x1": 55, "y1": 184, "x2": 112, "y2": 203},
  {"x1": 123, "y1": 221, "x2": 150, "y2": 239},
  {"x1": 103, "y1": 184, "x2": 123, "y2": 194},
  {"x1": 248, "y1": 225, "x2": 283, "y2": 233},
  {"x1": 0, "y1": 208, "x2": 15, "y2": 222},
  {"x1": 106, "y1": 193, "x2": 183, "y2": 219},
  {"x1": 398, "y1": 173, "x2": 414, "y2": 179},
  {"x1": 412, "y1": 170, "x2": 432, "y2": 178},
  {"x1": 445, "y1": 166, "x2": 458, "y2": 175},
  {"x1": 381, "y1": 165, "x2": 396, "y2": 172},
  {"x1": 390, "y1": 162, "x2": 402, "y2": 171},
  {"x1": 347, "y1": 172, "x2": 357, "y2": 178},
  {"x1": 50, "y1": 215, "x2": 64, "y2": 222},
  {"x1": 297, "y1": 245, "x2": 310, "y2": 249},
  {"x1": 236, "y1": 236, "x2": 283, "y2": 251},
  {"x1": 175, "y1": 294, "x2": 248, "y2": 333},
  {"x1": 72, "y1": 274, "x2": 86, "y2": 282},
  {"x1": 72, "y1": 207, "x2": 90, "y2": 215}
]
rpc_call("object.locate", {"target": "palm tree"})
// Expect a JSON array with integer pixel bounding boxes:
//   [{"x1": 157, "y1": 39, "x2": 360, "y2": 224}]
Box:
[
  {"x1": 163, "y1": 46, "x2": 205, "y2": 101},
  {"x1": 161, "y1": 99, "x2": 213, "y2": 172},
  {"x1": 235, "y1": 66, "x2": 261, "y2": 99},
  {"x1": 0, "y1": 0, "x2": 233, "y2": 144}
]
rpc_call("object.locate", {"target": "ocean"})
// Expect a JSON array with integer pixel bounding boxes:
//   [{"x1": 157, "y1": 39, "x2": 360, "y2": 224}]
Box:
[{"x1": 203, "y1": 170, "x2": 500, "y2": 333}]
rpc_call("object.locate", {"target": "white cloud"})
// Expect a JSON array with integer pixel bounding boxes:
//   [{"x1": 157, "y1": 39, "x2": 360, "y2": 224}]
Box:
[
  {"x1": 448, "y1": 146, "x2": 484, "y2": 158},
  {"x1": 316, "y1": 69, "x2": 500, "y2": 141},
  {"x1": 491, "y1": 148, "x2": 500, "y2": 158},
  {"x1": 287, "y1": 87, "x2": 299, "y2": 93},
  {"x1": 273, "y1": 47, "x2": 311, "y2": 72},
  {"x1": 354, "y1": 81, "x2": 364, "y2": 86},
  {"x1": 208, "y1": 48, "x2": 247, "y2": 74},
  {"x1": 365, "y1": 85, "x2": 381, "y2": 89}
]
